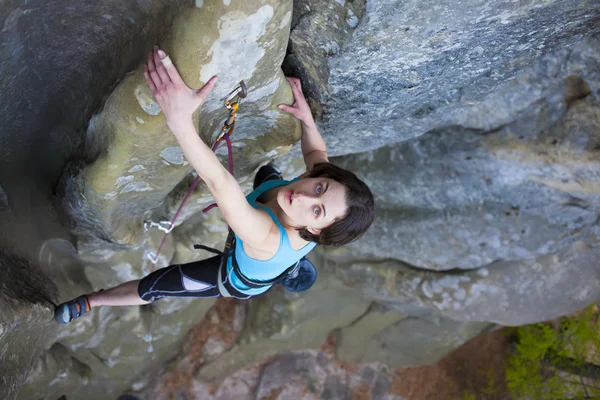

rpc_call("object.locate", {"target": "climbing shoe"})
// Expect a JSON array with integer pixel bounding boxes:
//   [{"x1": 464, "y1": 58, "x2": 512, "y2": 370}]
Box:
[
  {"x1": 282, "y1": 257, "x2": 317, "y2": 293},
  {"x1": 54, "y1": 295, "x2": 91, "y2": 324}
]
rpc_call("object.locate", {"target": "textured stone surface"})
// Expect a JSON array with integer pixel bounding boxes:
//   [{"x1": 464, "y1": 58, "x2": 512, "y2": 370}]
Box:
[
  {"x1": 0, "y1": 2, "x2": 187, "y2": 396},
  {"x1": 65, "y1": 0, "x2": 299, "y2": 250},
  {"x1": 0, "y1": 0, "x2": 188, "y2": 257},
  {"x1": 0, "y1": 184, "x2": 8, "y2": 210},
  {"x1": 151, "y1": 332, "x2": 404, "y2": 400},
  {"x1": 17, "y1": 238, "x2": 215, "y2": 400},
  {"x1": 253, "y1": 350, "x2": 397, "y2": 400},
  {"x1": 195, "y1": 264, "x2": 372, "y2": 381},
  {"x1": 316, "y1": 36, "x2": 600, "y2": 326},
  {"x1": 132, "y1": 319, "x2": 509, "y2": 400},
  {"x1": 322, "y1": 0, "x2": 600, "y2": 156},
  {"x1": 335, "y1": 72, "x2": 600, "y2": 270},
  {"x1": 0, "y1": 251, "x2": 57, "y2": 400},
  {"x1": 2, "y1": 0, "x2": 600, "y2": 398},
  {"x1": 0, "y1": 1, "x2": 297, "y2": 399},
  {"x1": 330, "y1": 243, "x2": 600, "y2": 326},
  {"x1": 282, "y1": 0, "x2": 366, "y2": 118},
  {"x1": 335, "y1": 304, "x2": 491, "y2": 367}
]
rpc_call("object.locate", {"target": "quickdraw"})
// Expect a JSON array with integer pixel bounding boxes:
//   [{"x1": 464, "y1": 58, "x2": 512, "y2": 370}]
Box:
[
  {"x1": 216, "y1": 80, "x2": 247, "y2": 143},
  {"x1": 143, "y1": 220, "x2": 173, "y2": 234},
  {"x1": 142, "y1": 81, "x2": 246, "y2": 383},
  {"x1": 202, "y1": 81, "x2": 247, "y2": 212}
]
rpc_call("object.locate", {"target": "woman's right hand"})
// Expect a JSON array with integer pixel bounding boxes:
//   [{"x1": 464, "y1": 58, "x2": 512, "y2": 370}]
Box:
[
  {"x1": 278, "y1": 77, "x2": 316, "y2": 128},
  {"x1": 144, "y1": 46, "x2": 217, "y2": 134}
]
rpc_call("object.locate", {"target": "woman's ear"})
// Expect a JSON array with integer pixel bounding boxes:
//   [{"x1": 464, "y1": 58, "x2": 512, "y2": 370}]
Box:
[{"x1": 307, "y1": 227, "x2": 321, "y2": 235}]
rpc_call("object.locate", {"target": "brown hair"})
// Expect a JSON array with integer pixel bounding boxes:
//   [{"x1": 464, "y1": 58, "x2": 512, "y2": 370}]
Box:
[{"x1": 298, "y1": 162, "x2": 374, "y2": 246}]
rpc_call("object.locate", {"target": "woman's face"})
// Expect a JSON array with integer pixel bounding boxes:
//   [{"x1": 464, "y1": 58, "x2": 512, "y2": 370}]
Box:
[{"x1": 277, "y1": 177, "x2": 348, "y2": 233}]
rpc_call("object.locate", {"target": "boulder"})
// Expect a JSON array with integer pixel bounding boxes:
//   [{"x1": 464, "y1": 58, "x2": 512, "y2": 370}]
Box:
[
  {"x1": 334, "y1": 57, "x2": 600, "y2": 270},
  {"x1": 195, "y1": 263, "x2": 371, "y2": 381},
  {"x1": 330, "y1": 243, "x2": 600, "y2": 327},
  {"x1": 65, "y1": 0, "x2": 299, "y2": 250},
  {"x1": 2, "y1": 0, "x2": 600, "y2": 398},
  {"x1": 322, "y1": 36, "x2": 600, "y2": 325},
  {"x1": 335, "y1": 304, "x2": 491, "y2": 367},
  {"x1": 322, "y1": 0, "x2": 600, "y2": 156},
  {"x1": 1, "y1": 1, "x2": 298, "y2": 399},
  {"x1": 282, "y1": 0, "x2": 367, "y2": 118},
  {"x1": 0, "y1": 251, "x2": 57, "y2": 400}
]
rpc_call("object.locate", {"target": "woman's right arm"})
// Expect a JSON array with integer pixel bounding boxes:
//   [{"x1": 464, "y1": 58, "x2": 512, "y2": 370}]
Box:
[
  {"x1": 144, "y1": 47, "x2": 275, "y2": 246},
  {"x1": 278, "y1": 77, "x2": 329, "y2": 170}
]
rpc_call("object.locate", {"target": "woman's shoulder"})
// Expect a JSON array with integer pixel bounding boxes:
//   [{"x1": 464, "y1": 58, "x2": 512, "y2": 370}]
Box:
[{"x1": 285, "y1": 227, "x2": 315, "y2": 252}]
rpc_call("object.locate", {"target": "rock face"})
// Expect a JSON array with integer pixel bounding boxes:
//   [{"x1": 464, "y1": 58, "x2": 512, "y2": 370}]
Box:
[
  {"x1": 282, "y1": 0, "x2": 367, "y2": 118},
  {"x1": 156, "y1": 332, "x2": 403, "y2": 400},
  {"x1": 1, "y1": 1, "x2": 298, "y2": 399},
  {"x1": 323, "y1": 0, "x2": 600, "y2": 156},
  {"x1": 65, "y1": 0, "x2": 299, "y2": 250},
  {"x1": 327, "y1": 36, "x2": 600, "y2": 327},
  {"x1": 1, "y1": 0, "x2": 600, "y2": 399},
  {"x1": 0, "y1": 251, "x2": 57, "y2": 400},
  {"x1": 0, "y1": 2, "x2": 188, "y2": 397}
]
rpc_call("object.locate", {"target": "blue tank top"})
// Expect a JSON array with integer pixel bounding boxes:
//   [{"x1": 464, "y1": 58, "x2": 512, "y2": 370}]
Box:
[{"x1": 226, "y1": 178, "x2": 317, "y2": 295}]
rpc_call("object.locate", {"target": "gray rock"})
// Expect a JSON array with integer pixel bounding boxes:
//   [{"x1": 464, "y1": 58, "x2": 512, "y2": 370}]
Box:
[
  {"x1": 322, "y1": 0, "x2": 600, "y2": 156},
  {"x1": 16, "y1": 229, "x2": 216, "y2": 400},
  {"x1": 282, "y1": 0, "x2": 366, "y2": 117},
  {"x1": 196, "y1": 263, "x2": 371, "y2": 381},
  {"x1": 335, "y1": 304, "x2": 492, "y2": 367},
  {"x1": 334, "y1": 73, "x2": 600, "y2": 270},
  {"x1": 2, "y1": 0, "x2": 600, "y2": 398},
  {"x1": 0, "y1": 2, "x2": 190, "y2": 394},
  {"x1": 330, "y1": 242, "x2": 600, "y2": 326},
  {"x1": 181, "y1": 348, "x2": 403, "y2": 400},
  {"x1": 254, "y1": 351, "x2": 398, "y2": 400},
  {"x1": 0, "y1": 250, "x2": 57, "y2": 400},
  {"x1": 64, "y1": 0, "x2": 299, "y2": 250},
  {"x1": 319, "y1": 35, "x2": 600, "y2": 326},
  {"x1": 0, "y1": 184, "x2": 7, "y2": 209},
  {"x1": 0, "y1": 0, "x2": 187, "y2": 218}
]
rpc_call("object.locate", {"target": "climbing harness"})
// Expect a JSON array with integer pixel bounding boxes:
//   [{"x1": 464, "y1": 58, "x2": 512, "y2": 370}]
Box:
[
  {"x1": 192, "y1": 230, "x2": 302, "y2": 298},
  {"x1": 142, "y1": 81, "x2": 246, "y2": 382}
]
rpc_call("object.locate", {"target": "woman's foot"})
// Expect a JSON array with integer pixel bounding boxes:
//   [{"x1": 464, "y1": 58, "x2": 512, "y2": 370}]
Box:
[{"x1": 54, "y1": 295, "x2": 91, "y2": 324}]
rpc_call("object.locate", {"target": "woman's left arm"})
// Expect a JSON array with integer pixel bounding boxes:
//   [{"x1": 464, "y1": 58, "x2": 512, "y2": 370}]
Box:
[{"x1": 278, "y1": 77, "x2": 329, "y2": 171}]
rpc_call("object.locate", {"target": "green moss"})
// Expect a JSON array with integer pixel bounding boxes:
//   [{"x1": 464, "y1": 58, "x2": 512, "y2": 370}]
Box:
[{"x1": 506, "y1": 304, "x2": 600, "y2": 399}]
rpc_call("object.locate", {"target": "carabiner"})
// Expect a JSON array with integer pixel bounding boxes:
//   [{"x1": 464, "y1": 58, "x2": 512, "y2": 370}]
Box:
[
  {"x1": 225, "y1": 80, "x2": 247, "y2": 104},
  {"x1": 143, "y1": 219, "x2": 174, "y2": 234},
  {"x1": 214, "y1": 81, "x2": 246, "y2": 143}
]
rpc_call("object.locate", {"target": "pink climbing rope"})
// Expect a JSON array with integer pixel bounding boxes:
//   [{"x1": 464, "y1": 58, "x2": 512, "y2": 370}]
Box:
[
  {"x1": 143, "y1": 135, "x2": 234, "y2": 395},
  {"x1": 143, "y1": 81, "x2": 244, "y2": 392},
  {"x1": 150, "y1": 136, "x2": 233, "y2": 264}
]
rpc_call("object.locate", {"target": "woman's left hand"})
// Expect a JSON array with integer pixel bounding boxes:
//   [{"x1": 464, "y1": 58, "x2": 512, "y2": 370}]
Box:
[
  {"x1": 144, "y1": 46, "x2": 218, "y2": 133},
  {"x1": 278, "y1": 77, "x2": 315, "y2": 129}
]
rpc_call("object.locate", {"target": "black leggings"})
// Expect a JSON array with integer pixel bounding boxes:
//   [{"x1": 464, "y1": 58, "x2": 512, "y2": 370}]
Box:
[
  {"x1": 137, "y1": 255, "x2": 252, "y2": 301},
  {"x1": 137, "y1": 163, "x2": 283, "y2": 302}
]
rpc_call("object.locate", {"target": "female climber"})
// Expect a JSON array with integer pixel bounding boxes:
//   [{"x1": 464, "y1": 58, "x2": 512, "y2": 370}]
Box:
[{"x1": 55, "y1": 46, "x2": 374, "y2": 324}]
